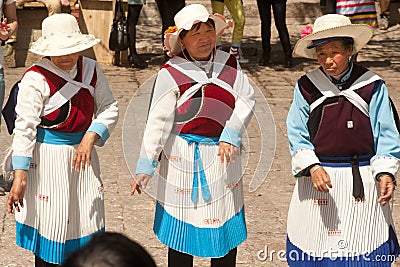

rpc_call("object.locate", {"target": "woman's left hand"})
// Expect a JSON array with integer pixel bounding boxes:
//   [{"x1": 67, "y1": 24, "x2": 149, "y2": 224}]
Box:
[
  {"x1": 73, "y1": 132, "x2": 99, "y2": 171},
  {"x1": 218, "y1": 142, "x2": 240, "y2": 164},
  {"x1": 377, "y1": 175, "x2": 396, "y2": 206}
]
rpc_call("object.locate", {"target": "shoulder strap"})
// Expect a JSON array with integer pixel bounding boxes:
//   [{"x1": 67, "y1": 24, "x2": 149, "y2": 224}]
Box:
[
  {"x1": 169, "y1": 52, "x2": 235, "y2": 108},
  {"x1": 35, "y1": 57, "x2": 96, "y2": 116},
  {"x1": 306, "y1": 69, "x2": 381, "y2": 117}
]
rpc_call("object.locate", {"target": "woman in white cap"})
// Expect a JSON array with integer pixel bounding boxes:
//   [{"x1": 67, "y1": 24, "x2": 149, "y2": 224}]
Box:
[
  {"x1": 6, "y1": 14, "x2": 119, "y2": 266},
  {"x1": 130, "y1": 4, "x2": 254, "y2": 266},
  {"x1": 286, "y1": 14, "x2": 399, "y2": 265}
]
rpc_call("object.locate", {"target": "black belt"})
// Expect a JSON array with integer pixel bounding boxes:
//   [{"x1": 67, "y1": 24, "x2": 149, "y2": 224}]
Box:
[{"x1": 351, "y1": 154, "x2": 364, "y2": 201}]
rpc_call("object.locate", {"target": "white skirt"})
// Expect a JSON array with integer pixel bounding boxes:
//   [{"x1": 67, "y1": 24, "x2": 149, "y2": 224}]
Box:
[
  {"x1": 154, "y1": 134, "x2": 247, "y2": 258},
  {"x1": 287, "y1": 165, "x2": 399, "y2": 266},
  {"x1": 15, "y1": 142, "x2": 105, "y2": 264}
]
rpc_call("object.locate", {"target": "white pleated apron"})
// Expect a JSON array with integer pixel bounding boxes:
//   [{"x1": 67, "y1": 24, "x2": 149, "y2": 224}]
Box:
[
  {"x1": 287, "y1": 165, "x2": 394, "y2": 259},
  {"x1": 154, "y1": 134, "x2": 247, "y2": 258},
  {"x1": 15, "y1": 142, "x2": 105, "y2": 264}
]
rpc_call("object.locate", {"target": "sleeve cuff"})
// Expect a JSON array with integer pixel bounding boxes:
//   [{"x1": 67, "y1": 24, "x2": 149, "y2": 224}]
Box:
[
  {"x1": 87, "y1": 122, "x2": 110, "y2": 147},
  {"x1": 219, "y1": 127, "x2": 242, "y2": 147},
  {"x1": 12, "y1": 155, "x2": 32, "y2": 170},
  {"x1": 291, "y1": 148, "x2": 320, "y2": 177},
  {"x1": 370, "y1": 157, "x2": 399, "y2": 179},
  {"x1": 136, "y1": 158, "x2": 159, "y2": 176}
]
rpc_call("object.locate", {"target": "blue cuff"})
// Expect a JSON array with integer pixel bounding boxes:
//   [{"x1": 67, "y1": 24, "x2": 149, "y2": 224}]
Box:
[
  {"x1": 87, "y1": 122, "x2": 110, "y2": 146},
  {"x1": 136, "y1": 158, "x2": 158, "y2": 176},
  {"x1": 12, "y1": 156, "x2": 32, "y2": 170},
  {"x1": 219, "y1": 127, "x2": 242, "y2": 147}
]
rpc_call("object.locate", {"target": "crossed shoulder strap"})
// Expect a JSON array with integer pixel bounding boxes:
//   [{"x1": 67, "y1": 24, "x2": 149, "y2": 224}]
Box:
[
  {"x1": 168, "y1": 52, "x2": 236, "y2": 108},
  {"x1": 34, "y1": 57, "x2": 96, "y2": 116},
  {"x1": 306, "y1": 68, "x2": 381, "y2": 117}
]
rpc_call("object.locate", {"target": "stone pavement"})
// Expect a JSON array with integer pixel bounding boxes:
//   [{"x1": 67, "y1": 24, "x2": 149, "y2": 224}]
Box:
[{"x1": 0, "y1": 0, "x2": 400, "y2": 266}]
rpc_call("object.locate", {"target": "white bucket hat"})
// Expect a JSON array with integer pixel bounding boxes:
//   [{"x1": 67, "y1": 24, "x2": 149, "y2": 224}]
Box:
[
  {"x1": 163, "y1": 4, "x2": 233, "y2": 57},
  {"x1": 29, "y1": 13, "x2": 100, "y2": 57},
  {"x1": 293, "y1": 14, "x2": 374, "y2": 59}
]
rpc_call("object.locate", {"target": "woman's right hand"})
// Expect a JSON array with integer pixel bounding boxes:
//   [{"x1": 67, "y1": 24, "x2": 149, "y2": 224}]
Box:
[
  {"x1": 130, "y1": 174, "x2": 151, "y2": 195},
  {"x1": 7, "y1": 170, "x2": 27, "y2": 214},
  {"x1": 311, "y1": 165, "x2": 332, "y2": 192}
]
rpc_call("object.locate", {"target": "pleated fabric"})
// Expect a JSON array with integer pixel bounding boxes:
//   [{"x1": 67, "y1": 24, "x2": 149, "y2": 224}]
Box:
[
  {"x1": 287, "y1": 165, "x2": 399, "y2": 266},
  {"x1": 15, "y1": 142, "x2": 105, "y2": 264},
  {"x1": 154, "y1": 134, "x2": 247, "y2": 258},
  {"x1": 336, "y1": 0, "x2": 378, "y2": 27}
]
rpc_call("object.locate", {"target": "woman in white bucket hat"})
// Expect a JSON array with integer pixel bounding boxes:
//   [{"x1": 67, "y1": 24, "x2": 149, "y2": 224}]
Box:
[
  {"x1": 131, "y1": 4, "x2": 255, "y2": 266},
  {"x1": 6, "y1": 14, "x2": 119, "y2": 266},
  {"x1": 286, "y1": 14, "x2": 399, "y2": 266}
]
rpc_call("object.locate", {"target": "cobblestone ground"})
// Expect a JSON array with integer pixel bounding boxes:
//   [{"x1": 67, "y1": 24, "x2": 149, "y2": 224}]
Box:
[{"x1": 0, "y1": 0, "x2": 400, "y2": 265}]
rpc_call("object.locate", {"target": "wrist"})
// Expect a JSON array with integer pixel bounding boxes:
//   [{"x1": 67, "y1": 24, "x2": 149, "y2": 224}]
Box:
[
  {"x1": 376, "y1": 172, "x2": 396, "y2": 185},
  {"x1": 310, "y1": 164, "x2": 321, "y2": 175}
]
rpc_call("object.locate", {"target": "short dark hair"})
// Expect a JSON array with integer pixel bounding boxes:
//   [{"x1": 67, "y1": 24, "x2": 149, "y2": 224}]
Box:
[
  {"x1": 179, "y1": 19, "x2": 215, "y2": 40},
  {"x1": 62, "y1": 232, "x2": 156, "y2": 267}
]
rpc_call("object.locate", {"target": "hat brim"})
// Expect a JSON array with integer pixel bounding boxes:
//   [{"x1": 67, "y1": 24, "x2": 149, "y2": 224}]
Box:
[
  {"x1": 293, "y1": 24, "x2": 374, "y2": 59},
  {"x1": 29, "y1": 34, "x2": 101, "y2": 56},
  {"x1": 164, "y1": 13, "x2": 233, "y2": 57}
]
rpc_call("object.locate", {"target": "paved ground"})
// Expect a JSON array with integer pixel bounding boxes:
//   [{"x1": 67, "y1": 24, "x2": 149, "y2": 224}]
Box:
[{"x1": 0, "y1": 0, "x2": 400, "y2": 266}]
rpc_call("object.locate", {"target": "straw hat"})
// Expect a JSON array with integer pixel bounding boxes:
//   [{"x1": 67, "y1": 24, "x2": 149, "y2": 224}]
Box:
[
  {"x1": 29, "y1": 14, "x2": 100, "y2": 56},
  {"x1": 163, "y1": 4, "x2": 233, "y2": 57},
  {"x1": 293, "y1": 14, "x2": 374, "y2": 59}
]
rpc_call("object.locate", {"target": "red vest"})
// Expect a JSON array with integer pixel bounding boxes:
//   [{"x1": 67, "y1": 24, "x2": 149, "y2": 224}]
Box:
[
  {"x1": 27, "y1": 56, "x2": 97, "y2": 133},
  {"x1": 162, "y1": 55, "x2": 238, "y2": 137}
]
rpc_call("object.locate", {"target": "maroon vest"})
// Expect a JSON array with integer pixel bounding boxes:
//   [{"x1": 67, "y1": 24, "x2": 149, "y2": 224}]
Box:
[
  {"x1": 298, "y1": 64, "x2": 377, "y2": 157},
  {"x1": 27, "y1": 56, "x2": 97, "y2": 133},
  {"x1": 162, "y1": 54, "x2": 238, "y2": 137}
]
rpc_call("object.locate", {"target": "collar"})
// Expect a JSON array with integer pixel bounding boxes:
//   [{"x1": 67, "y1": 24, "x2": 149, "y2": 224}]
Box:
[{"x1": 325, "y1": 61, "x2": 353, "y2": 86}]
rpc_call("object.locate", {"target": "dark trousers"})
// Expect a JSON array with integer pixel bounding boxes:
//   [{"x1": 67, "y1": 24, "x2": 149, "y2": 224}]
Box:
[
  {"x1": 35, "y1": 256, "x2": 58, "y2": 267},
  {"x1": 168, "y1": 247, "x2": 237, "y2": 267},
  {"x1": 256, "y1": 0, "x2": 292, "y2": 58},
  {"x1": 321, "y1": 0, "x2": 337, "y2": 14},
  {"x1": 379, "y1": 0, "x2": 391, "y2": 16},
  {"x1": 155, "y1": 0, "x2": 185, "y2": 45},
  {"x1": 127, "y1": 4, "x2": 143, "y2": 56}
]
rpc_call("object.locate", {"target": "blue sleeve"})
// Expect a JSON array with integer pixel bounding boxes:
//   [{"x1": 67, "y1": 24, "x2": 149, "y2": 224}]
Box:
[
  {"x1": 286, "y1": 83, "x2": 315, "y2": 155},
  {"x1": 135, "y1": 158, "x2": 159, "y2": 176},
  {"x1": 12, "y1": 156, "x2": 31, "y2": 170},
  {"x1": 219, "y1": 127, "x2": 242, "y2": 147},
  {"x1": 369, "y1": 81, "x2": 400, "y2": 160},
  {"x1": 87, "y1": 122, "x2": 110, "y2": 147}
]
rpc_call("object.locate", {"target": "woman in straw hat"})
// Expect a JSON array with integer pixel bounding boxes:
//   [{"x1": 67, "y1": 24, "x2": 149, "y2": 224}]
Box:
[
  {"x1": 6, "y1": 14, "x2": 119, "y2": 266},
  {"x1": 286, "y1": 14, "x2": 399, "y2": 265},
  {"x1": 130, "y1": 4, "x2": 254, "y2": 266}
]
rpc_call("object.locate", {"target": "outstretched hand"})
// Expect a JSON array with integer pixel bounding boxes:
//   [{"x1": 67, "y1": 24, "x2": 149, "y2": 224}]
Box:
[
  {"x1": 73, "y1": 132, "x2": 99, "y2": 171},
  {"x1": 218, "y1": 142, "x2": 240, "y2": 164},
  {"x1": 311, "y1": 165, "x2": 332, "y2": 192},
  {"x1": 377, "y1": 175, "x2": 395, "y2": 206},
  {"x1": 130, "y1": 174, "x2": 151, "y2": 195},
  {"x1": 7, "y1": 170, "x2": 27, "y2": 214}
]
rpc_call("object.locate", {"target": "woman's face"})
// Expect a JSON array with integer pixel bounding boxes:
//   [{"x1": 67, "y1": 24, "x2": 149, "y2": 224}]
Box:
[
  {"x1": 316, "y1": 40, "x2": 353, "y2": 77},
  {"x1": 181, "y1": 22, "x2": 216, "y2": 61},
  {"x1": 51, "y1": 52, "x2": 80, "y2": 71}
]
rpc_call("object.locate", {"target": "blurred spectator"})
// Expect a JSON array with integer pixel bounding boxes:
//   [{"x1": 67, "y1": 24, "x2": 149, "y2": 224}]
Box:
[
  {"x1": 0, "y1": 0, "x2": 18, "y2": 114},
  {"x1": 336, "y1": 0, "x2": 378, "y2": 27},
  {"x1": 127, "y1": 0, "x2": 147, "y2": 68},
  {"x1": 62, "y1": 232, "x2": 157, "y2": 267},
  {"x1": 256, "y1": 0, "x2": 292, "y2": 68},
  {"x1": 211, "y1": 0, "x2": 249, "y2": 63},
  {"x1": 379, "y1": 0, "x2": 391, "y2": 30},
  {"x1": 336, "y1": 0, "x2": 378, "y2": 61},
  {"x1": 3, "y1": 0, "x2": 70, "y2": 57},
  {"x1": 320, "y1": 0, "x2": 336, "y2": 14},
  {"x1": 155, "y1": 0, "x2": 185, "y2": 59}
]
